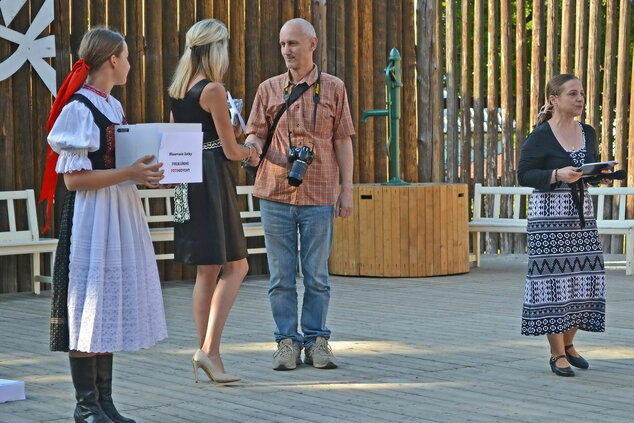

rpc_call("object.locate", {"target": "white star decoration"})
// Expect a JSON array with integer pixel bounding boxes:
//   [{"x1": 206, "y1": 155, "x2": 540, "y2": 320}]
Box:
[
  {"x1": 0, "y1": 0, "x2": 27, "y2": 25},
  {"x1": 0, "y1": 0, "x2": 56, "y2": 96}
]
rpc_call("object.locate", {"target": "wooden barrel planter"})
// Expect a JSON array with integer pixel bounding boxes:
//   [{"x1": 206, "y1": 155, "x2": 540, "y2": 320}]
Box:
[{"x1": 329, "y1": 183, "x2": 470, "y2": 277}]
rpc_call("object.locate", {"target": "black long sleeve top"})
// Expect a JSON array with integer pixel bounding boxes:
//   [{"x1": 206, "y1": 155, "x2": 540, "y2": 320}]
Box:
[{"x1": 517, "y1": 121, "x2": 598, "y2": 191}]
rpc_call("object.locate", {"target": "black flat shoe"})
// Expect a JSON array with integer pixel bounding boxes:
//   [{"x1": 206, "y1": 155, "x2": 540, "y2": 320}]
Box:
[
  {"x1": 549, "y1": 355, "x2": 575, "y2": 377},
  {"x1": 565, "y1": 344, "x2": 589, "y2": 369}
]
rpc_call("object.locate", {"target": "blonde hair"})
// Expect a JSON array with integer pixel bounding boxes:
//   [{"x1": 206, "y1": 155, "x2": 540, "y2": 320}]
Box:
[
  {"x1": 78, "y1": 27, "x2": 125, "y2": 72},
  {"x1": 168, "y1": 19, "x2": 229, "y2": 99},
  {"x1": 536, "y1": 73, "x2": 579, "y2": 126}
]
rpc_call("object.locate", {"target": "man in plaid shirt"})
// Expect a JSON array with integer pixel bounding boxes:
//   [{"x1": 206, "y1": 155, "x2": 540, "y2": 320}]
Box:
[{"x1": 245, "y1": 18, "x2": 354, "y2": 370}]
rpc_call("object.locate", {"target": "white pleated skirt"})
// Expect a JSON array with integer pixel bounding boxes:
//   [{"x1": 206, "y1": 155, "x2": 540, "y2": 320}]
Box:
[{"x1": 67, "y1": 184, "x2": 167, "y2": 353}]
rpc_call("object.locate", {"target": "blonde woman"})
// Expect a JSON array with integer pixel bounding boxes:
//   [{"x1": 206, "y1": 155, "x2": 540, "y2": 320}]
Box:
[
  {"x1": 168, "y1": 19, "x2": 255, "y2": 384},
  {"x1": 518, "y1": 74, "x2": 607, "y2": 377}
]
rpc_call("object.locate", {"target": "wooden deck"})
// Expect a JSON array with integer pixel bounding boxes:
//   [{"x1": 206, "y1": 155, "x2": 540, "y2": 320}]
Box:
[{"x1": 1, "y1": 255, "x2": 634, "y2": 423}]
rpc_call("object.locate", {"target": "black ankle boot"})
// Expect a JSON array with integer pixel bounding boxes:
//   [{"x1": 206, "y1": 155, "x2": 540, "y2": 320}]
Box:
[
  {"x1": 96, "y1": 355, "x2": 136, "y2": 423},
  {"x1": 69, "y1": 356, "x2": 113, "y2": 423}
]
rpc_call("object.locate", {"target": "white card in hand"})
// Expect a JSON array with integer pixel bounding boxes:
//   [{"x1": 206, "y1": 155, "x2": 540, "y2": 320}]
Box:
[
  {"x1": 158, "y1": 131, "x2": 203, "y2": 184},
  {"x1": 115, "y1": 123, "x2": 202, "y2": 169},
  {"x1": 115, "y1": 124, "x2": 161, "y2": 168}
]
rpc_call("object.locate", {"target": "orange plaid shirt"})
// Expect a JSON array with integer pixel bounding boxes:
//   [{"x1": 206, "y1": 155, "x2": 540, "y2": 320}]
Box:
[{"x1": 246, "y1": 65, "x2": 355, "y2": 206}]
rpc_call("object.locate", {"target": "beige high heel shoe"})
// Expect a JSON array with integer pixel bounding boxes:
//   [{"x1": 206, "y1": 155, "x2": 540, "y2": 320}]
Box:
[{"x1": 192, "y1": 349, "x2": 241, "y2": 383}]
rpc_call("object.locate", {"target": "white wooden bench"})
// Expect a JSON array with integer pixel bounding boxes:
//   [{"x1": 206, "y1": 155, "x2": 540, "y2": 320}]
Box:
[
  {"x1": 0, "y1": 189, "x2": 58, "y2": 294},
  {"x1": 470, "y1": 183, "x2": 634, "y2": 275},
  {"x1": 138, "y1": 185, "x2": 265, "y2": 260}
]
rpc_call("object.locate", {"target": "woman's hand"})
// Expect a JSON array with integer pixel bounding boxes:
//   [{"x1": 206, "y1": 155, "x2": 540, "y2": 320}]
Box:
[
  {"x1": 557, "y1": 166, "x2": 583, "y2": 183},
  {"x1": 129, "y1": 155, "x2": 165, "y2": 188},
  {"x1": 244, "y1": 140, "x2": 262, "y2": 167},
  {"x1": 598, "y1": 169, "x2": 610, "y2": 185}
]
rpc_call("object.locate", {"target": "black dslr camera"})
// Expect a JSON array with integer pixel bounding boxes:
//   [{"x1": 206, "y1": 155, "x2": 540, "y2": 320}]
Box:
[{"x1": 287, "y1": 145, "x2": 314, "y2": 187}]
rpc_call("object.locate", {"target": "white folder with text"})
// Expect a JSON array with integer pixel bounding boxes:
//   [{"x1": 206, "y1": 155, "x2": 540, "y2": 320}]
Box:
[{"x1": 115, "y1": 123, "x2": 203, "y2": 184}]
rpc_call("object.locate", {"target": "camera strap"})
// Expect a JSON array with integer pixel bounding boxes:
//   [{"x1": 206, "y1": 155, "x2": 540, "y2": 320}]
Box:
[
  {"x1": 311, "y1": 71, "x2": 321, "y2": 133},
  {"x1": 250, "y1": 72, "x2": 319, "y2": 176},
  {"x1": 285, "y1": 71, "x2": 321, "y2": 151}
]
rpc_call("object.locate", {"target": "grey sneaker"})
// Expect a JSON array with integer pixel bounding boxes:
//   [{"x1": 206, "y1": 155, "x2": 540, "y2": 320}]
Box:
[
  {"x1": 304, "y1": 336, "x2": 338, "y2": 369},
  {"x1": 273, "y1": 338, "x2": 302, "y2": 371}
]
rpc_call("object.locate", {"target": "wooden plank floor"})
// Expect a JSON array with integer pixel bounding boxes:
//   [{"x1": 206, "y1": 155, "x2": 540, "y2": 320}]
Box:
[{"x1": 1, "y1": 254, "x2": 633, "y2": 423}]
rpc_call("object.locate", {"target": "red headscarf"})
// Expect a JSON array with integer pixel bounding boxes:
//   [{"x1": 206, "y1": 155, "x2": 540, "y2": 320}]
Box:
[{"x1": 39, "y1": 59, "x2": 91, "y2": 233}]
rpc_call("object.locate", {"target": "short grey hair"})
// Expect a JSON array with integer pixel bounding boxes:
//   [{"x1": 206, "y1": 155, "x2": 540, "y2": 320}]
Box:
[{"x1": 281, "y1": 18, "x2": 317, "y2": 39}]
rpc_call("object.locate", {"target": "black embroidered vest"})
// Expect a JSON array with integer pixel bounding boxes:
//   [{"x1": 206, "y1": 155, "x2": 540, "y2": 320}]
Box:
[{"x1": 70, "y1": 94, "x2": 124, "y2": 170}]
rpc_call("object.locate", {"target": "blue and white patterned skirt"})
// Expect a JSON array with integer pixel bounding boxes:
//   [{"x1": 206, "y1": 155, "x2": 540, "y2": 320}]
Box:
[{"x1": 521, "y1": 185, "x2": 606, "y2": 336}]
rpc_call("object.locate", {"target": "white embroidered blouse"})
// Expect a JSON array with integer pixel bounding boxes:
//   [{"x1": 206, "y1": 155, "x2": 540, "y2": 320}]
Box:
[{"x1": 47, "y1": 85, "x2": 125, "y2": 174}]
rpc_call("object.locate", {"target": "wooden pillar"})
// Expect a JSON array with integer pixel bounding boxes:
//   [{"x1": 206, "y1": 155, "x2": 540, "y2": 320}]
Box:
[
  {"x1": 402, "y1": 0, "x2": 417, "y2": 183},
  {"x1": 358, "y1": 1, "x2": 375, "y2": 183},
  {"x1": 602, "y1": 0, "x2": 617, "y2": 162},
  {"x1": 431, "y1": 0, "x2": 444, "y2": 182},
  {"x1": 602, "y1": 0, "x2": 617, "y2": 252},
  {"x1": 281, "y1": 0, "x2": 294, "y2": 24},
  {"x1": 245, "y1": 0, "x2": 261, "y2": 116},
  {"x1": 373, "y1": 1, "x2": 388, "y2": 183},
  {"x1": 486, "y1": 0, "x2": 499, "y2": 254},
  {"x1": 515, "y1": 0, "x2": 528, "y2": 254},
  {"x1": 529, "y1": 0, "x2": 544, "y2": 128},
  {"x1": 312, "y1": 0, "x2": 327, "y2": 71},
  {"x1": 574, "y1": 0, "x2": 589, "y2": 96},
  {"x1": 586, "y1": 0, "x2": 602, "y2": 133},
  {"x1": 560, "y1": 0, "x2": 575, "y2": 73},
  {"x1": 445, "y1": 0, "x2": 458, "y2": 183},
  {"x1": 162, "y1": 0, "x2": 179, "y2": 122},
  {"x1": 126, "y1": 0, "x2": 144, "y2": 125},
  {"x1": 296, "y1": 0, "x2": 311, "y2": 18},
  {"x1": 628, "y1": 41, "x2": 634, "y2": 215},
  {"x1": 145, "y1": 1, "x2": 163, "y2": 123},
  {"x1": 473, "y1": 0, "x2": 485, "y2": 184},
  {"x1": 545, "y1": 0, "x2": 557, "y2": 82},
  {"x1": 89, "y1": 0, "x2": 106, "y2": 25},
  {"x1": 614, "y1": 0, "x2": 631, "y2": 189},
  {"x1": 459, "y1": 0, "x2": 472, "y2": 185},
  {"x1": 345, "y1": 0, "x2": 360, "y2": 184},
  {"x1": 500, "y1": 0, "x2": 514, "y2": 253},
  {"x1": 197, "y1": 0, "x2": 213, "y2": 19},
  {"x1": 416, "y1": 0, "x2": 433, "y2": 182}
]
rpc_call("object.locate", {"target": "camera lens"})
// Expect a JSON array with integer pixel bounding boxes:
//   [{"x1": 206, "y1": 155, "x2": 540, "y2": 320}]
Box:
[{"x1": 288, "y1": 160, "x2": 309, "y2": 186}]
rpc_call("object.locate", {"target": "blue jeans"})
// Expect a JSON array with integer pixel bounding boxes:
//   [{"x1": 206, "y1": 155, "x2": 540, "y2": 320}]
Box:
[{"x1": 260, "y1": 199, "x2": 334, "y2": 348}]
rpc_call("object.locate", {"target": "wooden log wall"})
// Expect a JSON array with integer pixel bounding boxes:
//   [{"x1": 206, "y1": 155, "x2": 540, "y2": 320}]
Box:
[
  {"x1": 417, "y1": 0, "x2": 634, "y2": 256},
  {"x1": 1, "y1": 0, "x2": 633, "y2": 292}
]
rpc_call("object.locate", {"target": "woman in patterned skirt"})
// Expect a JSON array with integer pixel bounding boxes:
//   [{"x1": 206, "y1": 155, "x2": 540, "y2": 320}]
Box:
[{"x1": 518, "y1": 74, "x2": 607, "y2": 377}]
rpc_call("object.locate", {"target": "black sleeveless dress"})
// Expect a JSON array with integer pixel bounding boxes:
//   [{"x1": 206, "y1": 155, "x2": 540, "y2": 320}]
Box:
[{"x1": 170, "y1": 80, "x2": 248, "y2": 265}]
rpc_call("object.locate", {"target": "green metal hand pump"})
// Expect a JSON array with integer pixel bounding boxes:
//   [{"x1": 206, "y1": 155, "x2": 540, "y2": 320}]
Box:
[{"x1": 361, "y1": 48, "x2": 408, "y2": 186}]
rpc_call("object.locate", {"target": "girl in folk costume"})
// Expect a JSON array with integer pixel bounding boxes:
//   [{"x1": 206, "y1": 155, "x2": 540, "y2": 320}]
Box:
[{"x1": 44, "y1": 28, "x2": 167, "y2": 423}]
